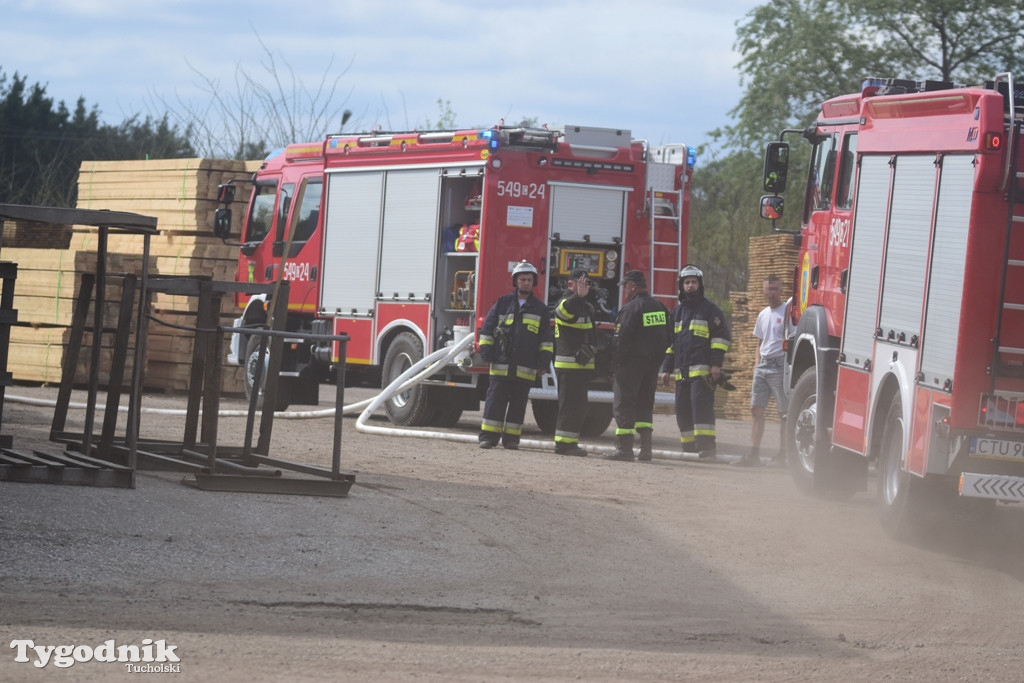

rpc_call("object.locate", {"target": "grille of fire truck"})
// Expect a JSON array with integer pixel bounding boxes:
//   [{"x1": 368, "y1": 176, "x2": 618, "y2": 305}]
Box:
[{"x1": 979, "y1": 393, "x2": 1024, "y2": 432}]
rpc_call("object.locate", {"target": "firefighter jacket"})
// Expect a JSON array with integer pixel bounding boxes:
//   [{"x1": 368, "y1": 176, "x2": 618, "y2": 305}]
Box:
[
  {"x1": 612, "y1": 291, "x2": 670, "y2": 369},
  {"x1": 479, "y1": 291, "x2": 554, "y2": 382},
  {"x1": 553, "y1": 290, "x2": 595, "y2": 371},
  {"x1": 661, "y1": 294, "x2": 731, "y2": 380}
]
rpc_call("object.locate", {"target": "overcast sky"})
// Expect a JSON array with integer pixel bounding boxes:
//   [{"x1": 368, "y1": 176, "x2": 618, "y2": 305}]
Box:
[{"x1": 2, "y1": 0, "x2": 761, "y2": 156}]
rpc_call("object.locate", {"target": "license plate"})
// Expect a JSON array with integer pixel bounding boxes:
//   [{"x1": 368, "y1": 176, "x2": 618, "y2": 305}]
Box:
[{"x1": 970, "y1": 437, "x2": 1024, "y2": 459}]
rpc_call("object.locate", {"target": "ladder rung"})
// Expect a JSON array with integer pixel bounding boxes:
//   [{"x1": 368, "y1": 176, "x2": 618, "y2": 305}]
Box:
[
  {"x1": 1004, "y1": 302, "x2": 1024, "y2": 310},
  {"x1": 1010, "y1": 260, "x2": 1024, "y2": 267},
  {"x1": 652, "y1": 267, "x2": 676, "y2": 272},
  {"x1": 999, "y1": 346, "x2": 1024, "y2": 355},
  {"x1": 652, "y1": 241, "x2": 677, "y2": 246}
]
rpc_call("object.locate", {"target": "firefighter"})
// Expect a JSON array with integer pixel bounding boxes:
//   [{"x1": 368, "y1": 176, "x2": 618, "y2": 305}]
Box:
[
  {"x1": 660, "y1": 264, "x2": 731, "y2": 460},
  {"x1": 606, "y1": 270, "x2": 671, "y2": 462},
  {"x1": 553, "y1": 269, "x2": 595, "y2": 457},
  {"x1": 477, "y1": 260, "x2": 554, "y2": 450}
]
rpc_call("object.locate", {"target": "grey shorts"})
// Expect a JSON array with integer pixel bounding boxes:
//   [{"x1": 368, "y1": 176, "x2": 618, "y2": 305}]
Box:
[{"x1": 751, "y1": 356, "x2": 788, "y2": 414}]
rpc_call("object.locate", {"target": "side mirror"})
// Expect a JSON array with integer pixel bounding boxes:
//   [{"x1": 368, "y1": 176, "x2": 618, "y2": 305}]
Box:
[
  {"x1": 763, "y1": 141, "x2": 790, "y2": 193},
  {"x1": 214, "y1": 208, "x2": 233, "y2": 238},
  {"x1": 760, "y1": 195, "x2": 784, "y2": 220},
  {"x1": 217, "y1": 183, "x2": 236, "y2": 204}
]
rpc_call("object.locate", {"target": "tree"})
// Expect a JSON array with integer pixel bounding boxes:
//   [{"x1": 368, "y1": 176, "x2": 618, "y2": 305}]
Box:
[
  {"x1": 156, "y1": 32, "x2": 357, "y2": 160},
  {"x1": 729, "y1": 0, "x2": 1024, "y2": 152},
  {"x1": 0, "y1": 68, "x2": 194, "y2": 208},
  {"x1": 688, "y1": 0, "x2": 1024, "y2": 303},
  {"x1": 858, "y1": 0, "x2": 1024, "y2": 84}
]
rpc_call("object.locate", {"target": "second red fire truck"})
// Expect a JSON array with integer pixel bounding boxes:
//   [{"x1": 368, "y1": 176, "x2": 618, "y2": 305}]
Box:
[
  {"x1": 215, "y1": 124, "x2": 693, "y2": 435},
  {"x1": 761, "y1": 72, "x2": 1024, "y2": 535}
]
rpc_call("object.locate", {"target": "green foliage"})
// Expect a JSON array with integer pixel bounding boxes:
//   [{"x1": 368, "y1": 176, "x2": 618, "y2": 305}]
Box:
[
  {"x1": 425, "y1": 99, "x2": 458, "y2": 130},
  {"x1": 688, "y1": 145, "x2": 766, "y2": 304},
  {"x1": 0, "y1": 68, "x2": 194, "y2": 208},
  {"x1": 692, "y1": 0, "x2": 1024, "y2": 310},
  {"x1": 728, "y1": 0, "x2": 1024, "y2": 153}
]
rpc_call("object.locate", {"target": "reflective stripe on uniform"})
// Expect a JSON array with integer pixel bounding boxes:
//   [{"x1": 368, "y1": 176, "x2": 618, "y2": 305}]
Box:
[
  {"x1": 554, "y1": 354, "x2": 595, "y2": 370},
  {"x1": 694, "y1": 423, "x2": 716, "y2": 437},
  {"x1": 688, "y1": 364, "x2": 710, "y2": 378},
  {"x1": 481, "y1": 420, "x2": 503, "y2": 434}
]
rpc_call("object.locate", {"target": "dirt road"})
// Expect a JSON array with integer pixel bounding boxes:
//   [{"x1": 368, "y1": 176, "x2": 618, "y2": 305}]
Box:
[{"x1": 1, "y1": 384, "x2": 1023, "y2": 681}]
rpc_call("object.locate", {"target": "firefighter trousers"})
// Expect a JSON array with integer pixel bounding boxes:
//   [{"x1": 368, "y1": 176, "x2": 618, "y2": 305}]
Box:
[
  {"x1": 612, "y1": 360, "x2": 660, "y2": 435},
  {"x1": 555, "y1": 370, "x2": 591, "y2": 444},
  {"x1": 674, "y1": 378, "x2": 717, "y2": 451},
  {"x1": 480, "y1": 377, "x2": 531, "y2": 446}
]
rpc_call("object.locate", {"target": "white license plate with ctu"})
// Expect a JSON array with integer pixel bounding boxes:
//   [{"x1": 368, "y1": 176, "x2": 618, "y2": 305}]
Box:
[{"x1": 970, "y1": 437, "x2": 1024, "y2": 459}]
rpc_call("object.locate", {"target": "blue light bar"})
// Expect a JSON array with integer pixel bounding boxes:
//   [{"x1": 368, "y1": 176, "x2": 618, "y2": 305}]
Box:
[
  {"x1": 479, "y1": 129, "x2": 500, "y2": 150},
  {"x1": 687, "y1": 146, "x2": 697, "y2": 168}
]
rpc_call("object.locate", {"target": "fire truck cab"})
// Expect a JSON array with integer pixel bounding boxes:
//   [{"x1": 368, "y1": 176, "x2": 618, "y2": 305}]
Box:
[
  {"x1": 761, "y1": 73, "x2": 1024, "y2": 536},
  {"x1": 216, "y1": 124, "x2": 693, "y2": 434}
]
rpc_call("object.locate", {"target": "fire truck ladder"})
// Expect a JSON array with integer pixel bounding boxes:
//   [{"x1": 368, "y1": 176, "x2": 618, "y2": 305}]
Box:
[
  {"x1": 649, "y1": 187, "x2": 684, "y2": 301},
  {"x1": 991, "y1": 114, "x2": 1024, "y2": 386}
]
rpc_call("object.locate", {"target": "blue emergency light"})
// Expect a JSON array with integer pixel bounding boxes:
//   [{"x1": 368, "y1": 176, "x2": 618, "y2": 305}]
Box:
[
  {"x1": 479, "y1": 129, "x2": 500, "y2": 150},
  {"x1": 687, "y1": 146, "x2": 697, "y2": 168}
]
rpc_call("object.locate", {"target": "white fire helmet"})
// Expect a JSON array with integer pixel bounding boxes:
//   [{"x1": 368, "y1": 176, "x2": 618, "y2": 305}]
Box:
[{"x1": 511, "y1": 260, "x2": 538, "y2": 288}]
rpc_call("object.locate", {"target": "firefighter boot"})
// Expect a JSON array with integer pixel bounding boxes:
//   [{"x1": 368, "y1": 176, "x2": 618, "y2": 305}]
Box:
[
  {"x1": 732, "y1": 448, "x2": 762, "y2": 467},
  {"x1": 555, "y1": 441, "x2": 588, "y2": 457},
  {"x1": 637, "y1": 429, "x2": 653, "y2": 462},
  {"x1": 604, "y1": 433, "x2": 635, "y2": 462}
]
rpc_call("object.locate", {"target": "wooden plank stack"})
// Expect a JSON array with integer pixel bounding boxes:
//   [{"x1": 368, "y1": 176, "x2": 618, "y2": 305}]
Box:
[
  {"x1": 4, "y1": 157, "x2": 260, "y2": 394},
  {"x1": 717, "y1": 234, "x2": 800, "y2": 420}
]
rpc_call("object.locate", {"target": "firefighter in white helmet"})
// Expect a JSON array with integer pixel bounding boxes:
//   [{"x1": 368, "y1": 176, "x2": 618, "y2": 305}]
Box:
[
  {"x1": 477, "y1": 260, "x2": 554, "y2": 450},
  {"x1": 660, "y1": 264, "x2": 731, "y2": 460}
]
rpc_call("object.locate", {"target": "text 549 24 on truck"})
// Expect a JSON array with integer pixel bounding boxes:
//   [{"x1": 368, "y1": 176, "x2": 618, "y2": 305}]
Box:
[
  {"x1": 761, "y1": 72, "x2": 1024, "y2": 537},
  {"x1": 213, "y1": 124, "x2": 693, "y2": 433}
]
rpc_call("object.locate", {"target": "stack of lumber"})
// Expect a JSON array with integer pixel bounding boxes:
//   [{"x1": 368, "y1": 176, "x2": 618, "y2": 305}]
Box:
[
  {"x1": 717, "y1": 234, "x2": 800, "y2": 420},
  {"x1": 5, "y1": 157, "x2": 260, "y2": 393},
  {"x1": 6, "y1": 249, "x2": 146, "y2": 384}
]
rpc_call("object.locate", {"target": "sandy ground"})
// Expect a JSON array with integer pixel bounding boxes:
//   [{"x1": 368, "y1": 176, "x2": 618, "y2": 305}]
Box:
[{"x1": 1, "y1": 383, "x2": 1023, "y2": 681}]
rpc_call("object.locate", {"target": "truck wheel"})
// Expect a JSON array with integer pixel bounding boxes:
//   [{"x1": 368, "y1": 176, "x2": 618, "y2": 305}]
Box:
[
  {"x1": 531, "y1": 399, "x2": 558, "y2": 435},
  {"x1": 428, "y1": 388, "x2": 464, "y2": 428},
  {"x1": 381, "y1": 332, "x2": 433, "y2": 426},
  {"x1": 877, "y1": 395, "x2": 931, "y2": 539},
  {"x1": 580, "y1": 402, "x2": 614, "y2": 437},
  {"x1": 244, "y1": 335, "x2": 289, "y2": 411},
  {"x1": 785, "y1": 368, "x2": 819, "y2": 495}
]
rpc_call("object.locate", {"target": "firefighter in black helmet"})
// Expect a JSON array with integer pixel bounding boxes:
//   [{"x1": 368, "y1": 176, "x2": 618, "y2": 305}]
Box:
[
  {"x1": 606, "y1": 269, "x2": 671, "y2": 462},
  {"x1": 477, "y1": 260, "x2": 554, "y2": 450},
  {"x1": 660, "y1": 264, "x2": 731, "y2": 459}
]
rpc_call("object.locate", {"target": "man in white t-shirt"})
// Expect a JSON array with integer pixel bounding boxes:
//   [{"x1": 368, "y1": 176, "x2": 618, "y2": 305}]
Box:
[{"x1": 736, "y1": 274, "x2": 790, "y2": 467}]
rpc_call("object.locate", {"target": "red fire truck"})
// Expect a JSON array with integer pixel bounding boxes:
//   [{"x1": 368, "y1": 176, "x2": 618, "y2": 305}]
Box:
[
  {"x1": 214, "y1": 124, "x2": 693, "y2": 434},
  {"x1": 760, "y1": 73, "x2": 1024, "y2": 535}
]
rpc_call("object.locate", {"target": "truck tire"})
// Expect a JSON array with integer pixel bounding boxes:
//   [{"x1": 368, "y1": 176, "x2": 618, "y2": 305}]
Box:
[
  {"x1": 785, "y1": 368, "x2": 820, "y2": 495},
  {"x1": 428, "y1": 388, "x2": 464, "y2": 428},
  {"x1": 244, "y1": 335, "x2": 289, "y2": 411},
  {"x1": 580, "y1": 402, "x2": 614, "y2": 437},
  {"x1": 877, "y1": 395, "x2": 935, "y2": 539},
  {"x1": 531, "y1": 399, "x2": 558, "y2": 435},
  {"x1": 382, "y1": 332, "x2": 433, "y2": 426}
]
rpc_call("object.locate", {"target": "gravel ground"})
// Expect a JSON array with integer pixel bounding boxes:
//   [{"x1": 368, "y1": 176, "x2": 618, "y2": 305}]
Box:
[{"x1": 1, "y1": 383, "x2": 1023, "y2": 681}]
